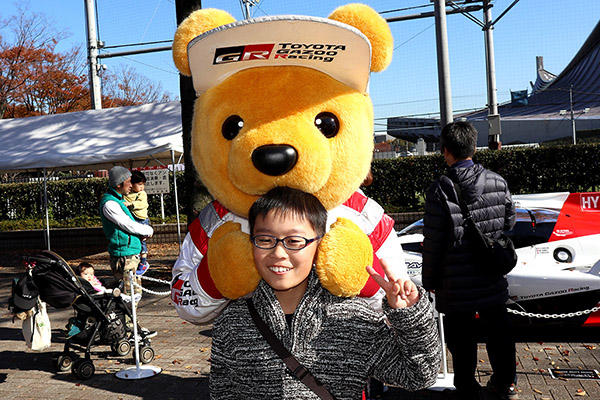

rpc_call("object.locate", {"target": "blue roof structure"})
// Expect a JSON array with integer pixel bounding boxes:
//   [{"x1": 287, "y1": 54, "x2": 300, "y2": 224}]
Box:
[
  {"x1": 387, "y1": 20, "x2": 600, "y2": 145},
  {"x1": 464, "y1": 20, "x2": 600, "y2": 121}
]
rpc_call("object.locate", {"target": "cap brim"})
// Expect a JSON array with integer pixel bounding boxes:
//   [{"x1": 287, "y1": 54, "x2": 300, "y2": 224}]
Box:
[
  {"x1": 14, "y1": 295, "x2": 37, "y2": 311},
  {"x1": 187, "y1": 15, "x2": 371, "y2": 95}
]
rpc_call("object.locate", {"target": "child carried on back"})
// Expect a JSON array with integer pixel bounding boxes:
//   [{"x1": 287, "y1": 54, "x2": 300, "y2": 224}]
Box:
[{"x1": 123, "y1": 170, "x2": 151, "y2": 276}]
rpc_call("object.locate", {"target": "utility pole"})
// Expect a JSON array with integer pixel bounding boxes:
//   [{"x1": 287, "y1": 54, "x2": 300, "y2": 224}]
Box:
[
  {"x1": 570, "y1": 84, "x2": 576, "y2": 145},
  {"x1": 482, "y1": 0, "x2": 501, "y2": 148},
  {"x1": 241, "y1": 0, "x2": 258, "y2": 20},
  {"x1": 84, "y1": 0, "x2": 102, "y2": 109},
  {"x1": 243, "y1": 0, "x2": 251, "y2": 19},
  {"x1": 433, "y1": 0, "x2": 454, "y2": 127},
  {"x1": 175, "y1": 0, "x2": 202, "y2": 222},
  {"x1": 84, "y1": 0, "x2": 175, "y2": 111}
]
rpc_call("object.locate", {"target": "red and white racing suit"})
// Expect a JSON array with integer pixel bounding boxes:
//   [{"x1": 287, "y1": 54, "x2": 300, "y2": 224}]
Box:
[{"x1": 171, "y1": 190, "x2": 407, "y2": 324}]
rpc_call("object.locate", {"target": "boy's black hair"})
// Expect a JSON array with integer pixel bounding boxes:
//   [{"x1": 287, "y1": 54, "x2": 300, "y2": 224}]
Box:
[
  {"x1": 131, "y1": 170, "x2": 147, "y2": 184},
  {"x1": 439, "y1": 121, "x2": 478, "y2": 160},
  {"x1": 77, "y1": 262, "x2": 94, "y2": 275},
  {"x1": 249, "y1": 187, "x2": 327, "y2": 237}
]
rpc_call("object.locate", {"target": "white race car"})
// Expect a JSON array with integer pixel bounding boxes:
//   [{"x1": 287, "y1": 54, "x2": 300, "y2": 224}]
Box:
[{"x1": 398, "y1": 192, "x2": 600, "y2": 327}]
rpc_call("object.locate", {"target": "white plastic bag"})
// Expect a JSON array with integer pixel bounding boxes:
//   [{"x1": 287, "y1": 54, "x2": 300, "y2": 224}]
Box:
[{"x1": 22, "y1": 299, "x2": 51, "y2": 351}]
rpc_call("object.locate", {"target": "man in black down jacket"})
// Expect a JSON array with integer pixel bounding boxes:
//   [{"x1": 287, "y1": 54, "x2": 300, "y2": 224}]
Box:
[{"x1": 422, "y1": 122, "x2": 517, "y2": 400}]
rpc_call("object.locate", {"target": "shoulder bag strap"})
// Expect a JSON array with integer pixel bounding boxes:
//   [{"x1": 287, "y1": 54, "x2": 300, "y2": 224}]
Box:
[
  {"x1": 246, "y1": 298, "x2": 336, "y2": 400},
  {"x1": 451, "y1": 181, "x2": 472, "y2": 221},
  {"x1": 451, "y1": 178, "x2": 491, "y2": 246}
]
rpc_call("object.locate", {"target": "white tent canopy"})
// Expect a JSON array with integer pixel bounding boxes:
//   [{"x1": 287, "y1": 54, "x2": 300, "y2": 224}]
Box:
[
  {"x1": 0, "y1": 101, "x2": 184, "y2": 249},
  {"x1": 0, "y1": 101, "x2": 183, "y2": 172}
]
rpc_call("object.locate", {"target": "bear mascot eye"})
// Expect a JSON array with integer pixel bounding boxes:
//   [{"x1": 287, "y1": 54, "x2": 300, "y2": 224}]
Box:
[
  {"x1": 314, "y1": 112, "x2": 339, "y2": 138},
  {"x1": 222, "y1": 115, "x2": 244, "y2": 140}
]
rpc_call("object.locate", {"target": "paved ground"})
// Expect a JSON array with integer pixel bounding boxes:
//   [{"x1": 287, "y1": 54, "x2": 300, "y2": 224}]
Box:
[{"x1": 1, "y1": 247, "x2": 599, "y2": 399}]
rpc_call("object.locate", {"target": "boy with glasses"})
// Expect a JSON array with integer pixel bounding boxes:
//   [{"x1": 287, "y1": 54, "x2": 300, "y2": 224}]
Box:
[{"x1": 209, "y1": 186, "x2": 440, "y2": 399}]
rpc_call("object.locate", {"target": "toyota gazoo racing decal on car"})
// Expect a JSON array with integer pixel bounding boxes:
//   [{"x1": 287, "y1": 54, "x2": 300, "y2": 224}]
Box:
[{"x1": 397, "y1": 192, "x2": 600, "y2": 327}]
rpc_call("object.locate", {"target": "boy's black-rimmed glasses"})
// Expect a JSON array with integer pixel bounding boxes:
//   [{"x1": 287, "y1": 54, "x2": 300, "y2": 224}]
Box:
[{"x1": 251, "y1": 235, "x2": 322, "y2": 251}]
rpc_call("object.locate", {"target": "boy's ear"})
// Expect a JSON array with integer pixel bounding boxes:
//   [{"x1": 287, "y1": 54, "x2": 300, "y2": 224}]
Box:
[
  {"x1": 328, "y1": 3, "x2": 393, "y2": 72},
  {"x1": 172, "y1": 9, "x2": 236, "y2": 76}
]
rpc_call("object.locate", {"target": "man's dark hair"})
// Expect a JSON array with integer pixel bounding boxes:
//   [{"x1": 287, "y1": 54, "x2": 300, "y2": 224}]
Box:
[
  {"x1": 131, "y1": 170, "x2": 147, "y2": 184},
  {"x1": 440, "y1": 121, "x2": 478, "y2": 159},
  {"x1": 249, "y1": 187, "x2": 327, "y2": 237}
]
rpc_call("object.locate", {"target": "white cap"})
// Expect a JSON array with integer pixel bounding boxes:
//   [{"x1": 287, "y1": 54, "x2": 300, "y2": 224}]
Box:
[{"x1": 187, "y1": 15, "x2": 372, "y2": 95}]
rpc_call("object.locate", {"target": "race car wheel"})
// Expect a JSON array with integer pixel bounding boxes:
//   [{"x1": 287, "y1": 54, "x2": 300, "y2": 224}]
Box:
[
  {"x1": 139, "y1": 346, "x2": 155, "y2": 364},
  {"x1": 554, "y1": 248, "x2": 573, "y2": 263},
  {"x1": 56, "y1": 353, "x2": 76, "y2": 372},
  {"x1": 72, "y1": 359, "x2": 95, "y2": 380},
  {"x1": 112, "y1": 339, "x2": 132, "y2": 357}
]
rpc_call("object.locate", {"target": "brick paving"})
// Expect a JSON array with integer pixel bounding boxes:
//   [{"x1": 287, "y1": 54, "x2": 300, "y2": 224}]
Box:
[{"x1": 1, "y1": 249, "x2": 599, "y2": 399}]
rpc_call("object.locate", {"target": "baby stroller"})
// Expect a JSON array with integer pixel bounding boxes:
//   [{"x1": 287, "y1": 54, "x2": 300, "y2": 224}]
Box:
[{"x1": 23, "y1": 250, "x2": 156, "y2": 379}]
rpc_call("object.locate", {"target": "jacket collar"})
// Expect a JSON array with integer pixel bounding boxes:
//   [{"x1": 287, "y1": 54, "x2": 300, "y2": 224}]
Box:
[
  {"x1": 450, "y1": 159, "x2": 474, "y2": 169},
  {"x1": 108, "y1": 187, "x2": 124, "y2": 200},
  {"x1": 252, "y1": 270, "x2": 322, "y2": 341},
  {"x1": 444, "y1": 163, "x2": 486, "y2": 202}
]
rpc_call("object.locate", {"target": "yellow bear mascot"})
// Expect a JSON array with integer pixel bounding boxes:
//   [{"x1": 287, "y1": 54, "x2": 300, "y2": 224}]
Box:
[{"x1": 171, "y1": 3, "x2": 407, "y2": 323}]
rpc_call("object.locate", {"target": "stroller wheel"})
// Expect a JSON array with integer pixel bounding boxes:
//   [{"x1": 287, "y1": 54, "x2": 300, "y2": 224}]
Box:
[
  {"x1": 72, "y1": 358, "x2": 95, "y2": 380},
  {"x1": 56, "y1": 353, "x2": 76, "y2": 372},
  {"x1": 139, "y1": 346, "x2": 155, "y2": 364},
  {"x1": 112, "y1": 339, "x2": 132, "y2": 357}
]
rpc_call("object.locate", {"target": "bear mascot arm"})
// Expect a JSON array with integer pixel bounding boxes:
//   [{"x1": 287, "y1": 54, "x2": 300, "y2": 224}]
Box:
[{"x1": 171, "y1": 4, "x2": 407, "y2": 324}]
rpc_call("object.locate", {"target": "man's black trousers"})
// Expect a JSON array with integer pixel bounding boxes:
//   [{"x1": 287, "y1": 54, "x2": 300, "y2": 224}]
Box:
[{"x1": 444, "y1": 304, "x2": 516, "y2": 394}]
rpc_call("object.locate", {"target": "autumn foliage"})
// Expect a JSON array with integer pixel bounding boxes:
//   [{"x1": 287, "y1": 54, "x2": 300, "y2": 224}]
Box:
[{"x1": 0, "y1": 7, "x2": 171, "y2": 119}]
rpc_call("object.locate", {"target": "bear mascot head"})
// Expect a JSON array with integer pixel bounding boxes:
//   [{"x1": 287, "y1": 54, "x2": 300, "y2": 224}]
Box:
[{"x1": 171, "y1": 4, "x2": 401, "y2": 318}]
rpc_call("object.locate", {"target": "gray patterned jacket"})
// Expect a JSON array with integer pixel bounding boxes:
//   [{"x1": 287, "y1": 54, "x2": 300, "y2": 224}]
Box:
[{"x1": 210, "y1": 271, "x2": 441, "y2": 399}]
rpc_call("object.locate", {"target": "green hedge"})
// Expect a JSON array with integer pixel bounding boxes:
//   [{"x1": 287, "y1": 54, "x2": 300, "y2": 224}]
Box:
[
  {"x1": 0, "y1": 172, "x2": 193, "y2": 225},
  {"x1": 2, "y1": 144, "x2": 600, "y2": 228},
  {"x1": 0, "y1": 214, "x2": 186, "y2": 232},
  {"x1": 363, "y1": 143, "x2": 600, "y2": 213}
]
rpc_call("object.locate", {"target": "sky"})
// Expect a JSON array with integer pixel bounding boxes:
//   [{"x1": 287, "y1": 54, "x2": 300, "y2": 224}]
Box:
[{"x1": 2, "y1": 0, "x2": 599, "y2": 131}]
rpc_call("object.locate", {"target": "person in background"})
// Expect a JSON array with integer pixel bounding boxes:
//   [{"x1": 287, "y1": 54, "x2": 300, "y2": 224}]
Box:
[
  {"x1": 422, "y1": 121, "x2": 517, "y2": 400},
  {"x1": 100, "y1": 166, "x2": 156, "y2": 338},
  {"x1": 124, "y1": 170, "x2": 151, "y2": 276}
]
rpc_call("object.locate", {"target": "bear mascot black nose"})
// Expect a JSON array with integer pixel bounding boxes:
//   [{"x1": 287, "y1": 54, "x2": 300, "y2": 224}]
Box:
[{"x1": 251, "y1": 145, "x2": 298, "y2": 176}]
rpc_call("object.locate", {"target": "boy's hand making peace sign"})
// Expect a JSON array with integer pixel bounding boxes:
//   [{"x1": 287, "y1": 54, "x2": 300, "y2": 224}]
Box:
[{"x1": 366, "y1": 259, "x2": 419, "y2": 309}]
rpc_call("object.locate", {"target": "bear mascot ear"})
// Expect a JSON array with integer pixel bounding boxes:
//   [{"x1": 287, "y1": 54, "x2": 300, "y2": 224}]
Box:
[
  {"x1": 172, "y1": 9, "x2": 236, "y2": 76},
  {"x1": 328, "y1": 3, "x2": 393, "y2": 72}
]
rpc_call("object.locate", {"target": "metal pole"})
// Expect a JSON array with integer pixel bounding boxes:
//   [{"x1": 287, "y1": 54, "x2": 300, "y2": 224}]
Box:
[
  {"x1": 439, "y1": 313, "x2": 449, "y2": 376},
  {"x1": 171, "y1": 150, "x2": 182, "y2": 247},
  {"x1": 84, "y1": 0, "x2": 102, "y2": 110},
  {"x1": 244, "y1": 0, "x2": 251, "y2": 19},
  {"x1": 385, "y1": 5, "x2": 483, "y2": 23},
  {"x1": 114, "y1": 272, "x2": 162, "y2": 380},
  {"x1": 176, "y1": 0, "x2": 202, "y2": 223},
  {"x1": 429, "y1": 298, "x2": 454, "y2": 390},
  {"x1": 570, "y1": 85, "x2": 576, "y2": 145},
  {"x1": 129, "y1": 271, "x2": 141, "y2": 371},
  {"x1": 97, "y1": 46, "x2": 172, "y2": 59},
  {"x1": 433, "y1": 0, "x2": 454, "y2": 127},
  {"x1": 483, "y1": 0, "x2": 501, "y2": 147},
  {"x1": 43, "y1": 168, "x2": 50, "y2": 250},
  {"x1": 160, "y1": 193, "x2": 165, "y2": 224}
]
